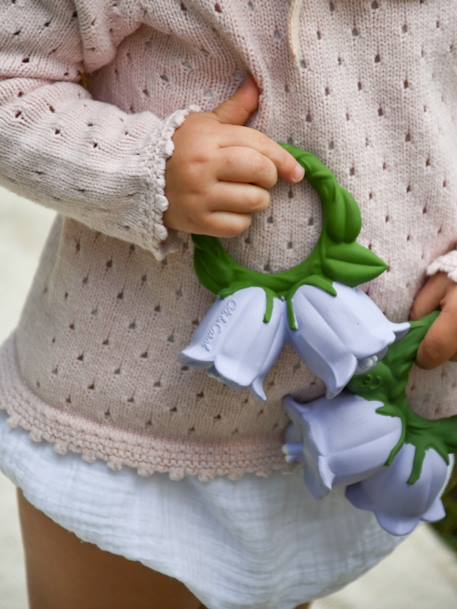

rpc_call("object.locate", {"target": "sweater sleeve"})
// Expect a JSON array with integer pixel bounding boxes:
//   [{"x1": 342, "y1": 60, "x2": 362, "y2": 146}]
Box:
[
  {"x1": 0, "y1": 0, "x2": 201, "y2": 261},
  {"x1": 426, "y1": 248, "x2": 457, "y2": 283}
]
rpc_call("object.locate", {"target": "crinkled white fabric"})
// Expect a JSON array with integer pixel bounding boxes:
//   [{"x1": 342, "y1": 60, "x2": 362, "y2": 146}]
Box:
[{"x1": 0, "y1": 410, "x2": 406, "y2": 609}]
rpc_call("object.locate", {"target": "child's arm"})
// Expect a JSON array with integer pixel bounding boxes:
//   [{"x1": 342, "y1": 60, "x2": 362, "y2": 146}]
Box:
[{"x1": 0, "y1": 0, "x2": 200, "y2": 261}]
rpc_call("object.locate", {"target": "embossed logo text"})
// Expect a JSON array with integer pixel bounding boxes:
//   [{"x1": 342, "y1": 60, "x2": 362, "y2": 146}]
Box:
[{"x1": 201, "y1": 299, "x2": 237, "y2": 352}]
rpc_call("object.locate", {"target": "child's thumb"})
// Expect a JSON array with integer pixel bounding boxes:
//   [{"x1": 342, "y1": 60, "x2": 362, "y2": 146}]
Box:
[{"x1": 212, "y1": 75, "x2": 260, "y2": 125}]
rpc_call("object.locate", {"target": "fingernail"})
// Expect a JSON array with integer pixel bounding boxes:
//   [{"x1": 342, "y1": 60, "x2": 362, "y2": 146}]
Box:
[{"x1": 292, "y1": 164, "x2": 305, "y2": 182}]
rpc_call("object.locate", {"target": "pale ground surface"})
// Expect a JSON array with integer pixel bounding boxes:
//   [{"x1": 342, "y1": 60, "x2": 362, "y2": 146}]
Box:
[{"x1": 0, "y1": 187, "x2": 457, "y2": 609}]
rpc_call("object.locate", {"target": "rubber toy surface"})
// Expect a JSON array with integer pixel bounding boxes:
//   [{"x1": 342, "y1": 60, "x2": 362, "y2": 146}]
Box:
[
  {"x1": 179, "y1": 148, "x2": 409, "y2": 399},
  {"x1": 178, "y1": 145, "x2": 457, "y2": 536}
]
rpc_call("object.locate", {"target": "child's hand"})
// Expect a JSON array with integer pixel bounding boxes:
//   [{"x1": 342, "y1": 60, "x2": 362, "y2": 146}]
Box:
[
  {"x1": 409, "y1": 272, "x2": 457, "y2": 369},
  {"x1": 163, "y1": 75, "x2": 305, "y2": 238}
]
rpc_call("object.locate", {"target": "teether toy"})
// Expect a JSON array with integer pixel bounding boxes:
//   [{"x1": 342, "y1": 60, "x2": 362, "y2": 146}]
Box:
[
  {"x1": 178, "y1": 144, "x2": 457, "y2": 536},
  {"x1": 179, "y1": 147, "x2": 408, "y2": 400}
]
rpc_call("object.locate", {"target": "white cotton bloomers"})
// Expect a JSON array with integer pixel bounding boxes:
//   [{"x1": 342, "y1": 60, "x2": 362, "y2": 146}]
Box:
[{"x1": 0, "y1": 410, "x2": 406, "y2": 609}]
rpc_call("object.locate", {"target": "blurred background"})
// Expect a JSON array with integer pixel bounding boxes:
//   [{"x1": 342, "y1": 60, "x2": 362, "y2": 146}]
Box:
[{"x1": 1, "y1": 186, "x2": 457, "y2": 608}]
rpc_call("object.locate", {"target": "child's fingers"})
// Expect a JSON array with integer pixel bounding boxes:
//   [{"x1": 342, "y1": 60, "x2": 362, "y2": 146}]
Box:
[
  {"x1": 199, "y1": 210, "x2": 252, "y2": 238},
  {"x1": 208, "y1": 181, "x2": 270, "y2": 214},
  {"x1": 211, "y1": 75, "x2": 260, "y2": 126},
  {"x1": 416, "y1": 305, "x2": 457, "y2": 369},
  {"x1": 218, "y1": 124, "x2": 305, "y2": 184},
  {"x1": 215, "y1": 146, "x2": 278, "y2": 189},
  {"x1": 409, "y1": 272, "x2": 449, "y2": 320},
  {"x1": 410, "y1": 273, "x2": 457, "y2": 367}
]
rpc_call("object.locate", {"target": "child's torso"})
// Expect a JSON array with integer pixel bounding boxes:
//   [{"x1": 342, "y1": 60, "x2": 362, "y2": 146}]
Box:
[{"x1": 14, "y1": 0, "x2": 457, "y2": 465}]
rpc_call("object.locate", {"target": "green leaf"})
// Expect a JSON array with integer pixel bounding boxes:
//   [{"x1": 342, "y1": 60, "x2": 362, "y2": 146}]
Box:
[
  {"x1": 324, "y1": 185, "x2": 345, "y2": 243},
  {"x1": 322, "y1": 242, "x2": 388, "y2": 286},
  {"x1": 192, "y1": 234, "x2": 226, "y2": 257},
  {"x1": 341, "y1": 189, "x2": 362, "y2": 242},
  {"x1": 324, "y1": 187, "x2": 362, "y2": 244},
  {"x1": 192, "y1": 235, "x2": 235, "y2": 294},
  {"x1": 277, "y1": 145, "x2": 361, "y2": 245},
  {"x1": 193, "y1": 251, "x2": 225, "y2": 294},
  {"x1": 292, "y1": 274, "x2": 337, "y2": 297}
]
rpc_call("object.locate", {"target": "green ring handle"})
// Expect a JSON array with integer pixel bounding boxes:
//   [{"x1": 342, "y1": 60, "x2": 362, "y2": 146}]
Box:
[{"x1": 191, "y1": 145, "x2": 388, "y2": 329}]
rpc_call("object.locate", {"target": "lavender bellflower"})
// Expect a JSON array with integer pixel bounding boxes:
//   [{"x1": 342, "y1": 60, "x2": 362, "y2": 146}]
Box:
[
  {"x1": 346, "y1": 443, "x2": 455, "y2": 536},
  {"x1": 288, "y1": 282, "x2": 410, "y2": 399},
  {"x1": 281, "y1": 392, "x2": 403, "y2": 499},
  {"x1": 179, "y1": 287, "x2": 288, "y2": 400}
]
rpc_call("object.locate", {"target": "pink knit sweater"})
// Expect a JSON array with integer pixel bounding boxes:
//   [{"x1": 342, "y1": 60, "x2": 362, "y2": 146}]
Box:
[{"x1": 1, "y1": 0, "x2": 457, "y2": 481}]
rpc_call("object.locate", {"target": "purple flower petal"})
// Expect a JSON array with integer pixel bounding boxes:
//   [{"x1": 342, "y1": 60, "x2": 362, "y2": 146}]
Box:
[
  {"x1": 180, "y1": 287, "x2": 288, "y2": 400},
  {"x1": 346, "y1": 445, "x2": 454, "y2": 536},
  {"x1": 288, "y1": 283, "x2": 411, "y2": 398},
  {"x1": 282, "y1": 392, "x2": 403, "y2": 499}
]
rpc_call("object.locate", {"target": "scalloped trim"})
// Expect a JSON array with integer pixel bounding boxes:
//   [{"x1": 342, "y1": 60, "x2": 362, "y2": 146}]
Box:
[
  {"x1": 426, "y1": 249, "x2": 457, "y2": 283},
  {"x1": 139, "y1": 103, "x2": 202, "y2": 261},
  {"x1": 0, "y1": 332, "x2": 297, "y2": 482}
]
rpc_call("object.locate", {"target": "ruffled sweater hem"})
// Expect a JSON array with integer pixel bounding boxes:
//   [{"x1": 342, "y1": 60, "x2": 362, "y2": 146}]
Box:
[{"x1": 0, "y1": 331, "x2": 298, "y2": 482}]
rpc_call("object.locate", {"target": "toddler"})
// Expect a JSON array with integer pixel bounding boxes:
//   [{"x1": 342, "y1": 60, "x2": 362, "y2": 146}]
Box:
[{"x1": 1, "y1": 1, "x2": 457, "y2": 608}]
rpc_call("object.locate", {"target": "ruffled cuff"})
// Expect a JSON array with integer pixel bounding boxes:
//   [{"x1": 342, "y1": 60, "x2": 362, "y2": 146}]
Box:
[
  {"x1": 426, "y1": 248, "x2": 457, "y2": 283},
  {"x1": 137, "y1": 103, "x2": 202, "y2": 261}
]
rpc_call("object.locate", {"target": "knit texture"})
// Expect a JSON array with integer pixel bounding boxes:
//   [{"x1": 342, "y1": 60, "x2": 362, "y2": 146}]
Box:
[{"x1": 1, "y1": 0, "x2": 457, "y2": 481}]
